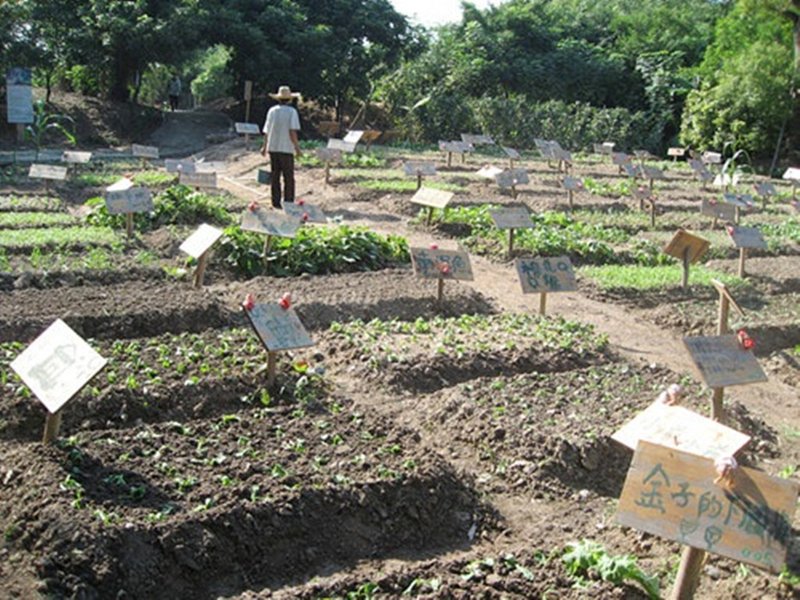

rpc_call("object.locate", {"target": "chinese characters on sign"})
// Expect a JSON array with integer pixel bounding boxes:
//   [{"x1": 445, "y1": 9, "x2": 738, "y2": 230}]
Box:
[
  {"x1": 683, "y1": 335, "x2": 768, "y2": 388},
  {"x1": 246, "y1": 303, "x2": 314, "y2": 351},
  {"x1": 515, "y1": 257, "x2": 577, "y2": 294},
  {"x1": 410, "y1": 247, "x2": 474, "y2": 281},
  {"x1": 617, "y1": 441, "x2": 798, "y2": 572}
]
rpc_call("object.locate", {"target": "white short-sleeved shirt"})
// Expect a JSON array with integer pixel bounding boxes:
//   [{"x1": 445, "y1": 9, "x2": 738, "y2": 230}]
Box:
[{"x1": 263, "y1": 105, "x2": 300, "y2": 154}]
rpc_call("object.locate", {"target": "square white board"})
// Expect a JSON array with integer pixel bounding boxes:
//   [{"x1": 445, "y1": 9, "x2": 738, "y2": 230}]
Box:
[
  {"x1": 29, "y1": 164, "x2": 67, "y2": 181},
  {"x1": 105, "y1": 187, "x2": 153, "y2": 214},
  {"x1": 410, "y1": 187, "x2": 453, "y2": 209},
  {"x1": 316, "y1": 147, "x2": 342, "y2": 163},
  {"x1": 727, "y1": 226, "x2": 767, "y2": 250},
  {"x1": 180, "y1": 223, "x2": 223, "y2": 259},
  {"x1": 495, "y1": 168, "x2": 529, "y2": 188},
  {"x1": 516, "y1": 256, "x2": 577, "y2": 294},
  {"x1": 782, "y1": 167, "x2": 800, "y2": 181},
  {"x1": 343, "y1": 130, "x2": 364, "y2": 144},
  {"x1": 235, "y1": 122, "x2": 261, "y2": 135},
  {"x1": 410, "y1": 247, "x2": 473, "y2": 281},
  {"x1": 284, "y1": 202, "x2": 327, "y2": 224},
  {"x1": 404, "y1": 162, "x2": 437, "y2": 177},
  {"x1": 489, "y1": 207, "x2": 533, "y2": 230},
  {"x1": 684, "y1": 335, "x2": 768, "y2": 388},
  {"x1": 327, "y1": 138, "x2": 357, "y2": 153},
  {"x1": 131, "y1": 144, "x2": 159, "y2": 159},
  {"x1": 241, "y1": 208, "x2": 300, "y2": 238},
  {"x1": 246, "y1": 303, "x2": 314, "y2": 351},
  {"x1": 476, "y1": 165, "x2": 504, "y2": 180},
  {"x1": 701, "y1": 198, "x2": 736, "y2": 222},
  {"x1": 11, "y1": 319, "x2": 107, "y2": 414}
]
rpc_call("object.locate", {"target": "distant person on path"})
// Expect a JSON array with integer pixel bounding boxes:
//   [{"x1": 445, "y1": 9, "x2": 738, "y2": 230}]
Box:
[
  {"x1": 167, "y1": 75, "x2": 182, "y2": 111},
  {"x1": 261, "y1": 85, "x2": 302, "y2": 208}
]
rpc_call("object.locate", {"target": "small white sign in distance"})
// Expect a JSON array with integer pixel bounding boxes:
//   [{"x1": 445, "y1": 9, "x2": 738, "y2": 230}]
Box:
[
  {"x1": 62, "y1": 150, "x2": 92, "y2": 164},
  {"x1": 489, "y1": 207, "x2": 533, "y2": 230},
  {"x1": 754, "y1": 182, "x2": 776, "y2": 197},
  {"x1": 10, "y1": 319, "x2": 107, "y2": 414},
  {"x1": 782, "y1": 167, "x2": 800, "y2": 181},
  {"x1": 29, "y1": 164, "x2": 68, "y2": 181},
  {"x1": 195, "y1": 161, "x2": 226, "y2": 173},
  {"x1": 410, "y1": 247, "x2": 474, "y2": 281},
  {"x1": 246, "y1": 303, "x2": 314, "y2": 352},
  {"x1": 327, "y1": 138, "x2": 357, "y2": 153},
  {"x1": 241, "y1": 208, "x2": 300, "y2": 238},
  {"x1": 343, "y1": 130, "x2": 364, "y2": 145},
  {"x1": 315, "y1": 147, "x2": 342, "y2": 163},
  {"x1": 727, "y1": 225, "x2": 767, "y2": 250},
  {"x1": 667, "y1": 147, "x2": 686, "y2": 157},
  {"x1": 702, "y1": 151, "x2": 722, "y2": 164},
  {"x1": 164, "y1": 158, "x2": 196, "y2": 174},
  {"x1": 440, "y1": 140, "x2": 473, "y2": 153},
  {"x1": 601, "y1": 141, "x2": 615, "y2": 154},
  {"x1": 131, "y1": 144, "x2": 160, "y2": 159},
  {"x1": 684, "y1": 334, "x2": 768, "y2": 388},
  {"x1": 404, "y1": 161, "x2": 437, "y2": 177},
  {"x1": 612, "y1": 400, "x2": 751, "y2": 459},
  {"x1": 105, "y1": 187, "x2": 153, "y2": 215},
  {"x1": 515, "y1": 256, "x2": 577, "y2": 294},
  {"x1": 235, "y1": 122, "x2": 261, "y2": 135},
  {"x1": 461, "y1": 133, "x2": 494, "y2": 145},
  {"x1": 179, "y1": 171, "x2": 217, "y2": 189},
  {"x1": 476, "y1": 165, "x2": 504, "y2": 180},
  {"x1": 106, "y1": 177, "x2": 134, "y2": 192},
  {"x1": 410, "y1": 187, "x2": 453, "y2": 209},
  {"x1": 502, "y1": 146, "x2": 521, "y2": 160},
  {"x1": 495, "y1": 168, "x2": 529, "y2": 188},
  {"x1": 283, "y1": 202, "x2": 327, "y2": 224},
  {"x1": 180, "y1": 223, "x2": 224, "y2": 259}
]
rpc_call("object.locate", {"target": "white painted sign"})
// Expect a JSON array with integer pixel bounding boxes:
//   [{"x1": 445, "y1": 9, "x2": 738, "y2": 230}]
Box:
[
  {"x1": 62, "y1": 151, "x2": 92, "y2": 164},
  {"x1": 612, "y1": 400, "x2": 751, "y2": 459},
  {"x1": 502, "y1": 146, "x2": 521, "y2": 160},
  {"x1": 241, "y1": 208, "x2": 300, "y2": 238},
  {"x1": 246, "y1": 303, "x2": 314, "y2": 351},
  {"x1": 727, "y1": 226, "x2": 767, "y2": 250},
  {"x1": 131, "y1": 144, "x2": 159, "y2": 159},
  {"x1": 782, "y1": 167, "x2": 800, "y2": 181},
  {"x1": 29, "y1": 164, "x2": 67, "y2": 181},
  {"x1": 6, "y1": 67, "x2": 33, "y2": 124},
  {"x1": 754, "y1": 182, "x2": 776, "y2": 197},
  {"x1": 410, "y1": 247, "x2": 473, "y2": 281},
  {"x1": 440, "y1": 140, "x2": 473, "y2": 153},
  {"x1": 284, "y1": 201, "x2": 326, "y2": 224},
  {"x1": 180, "y1": 171, "x2": 217, "y2": 189},
  {"x1": 235, "y1": 122, "x2": 261, "y2": 135},
  {"x1": 180, "y1": 223, "x2": 223, "y2": 259},
  {"x1": 343, "y1": 130, "x2": 364, "y2": 145},
  {"x1": 684, "y1": 335, "x2": 768, "y2": 389},
  {"x1": 495, "y1": 168, "x2": 529, "y2": 188},
  {"x1": 703, "y1": 151, "x2": 722, "y2": 164},
  {"x1": 106, "y1": 177, "x2": 133, "y2": 192},
  {"x1": 104, "y1": 187, "x2": 153, "y2": 215},
  {"x1": 10, "y1": 319, "x2": 107, "y2": 413},
  {"x1": 461, "y1": 133, "x2": 493, "y2": 145},
  {"x1": 164, "y1": 158, "x2": 196, "y2": 174},
  {"x1": 327, "y1": 138, "x2": 357, "y2": 153},
  {"x1": 667, "y1": 147, "x2": 686, "y2": 157},
  {"x1": 404, "y1": 162, "x2": 437, "y2": 177},
  {"x1": 476, "y1": 165, "x2": 504, "y2": 180},
  {"x1": 316, "y1": 147, "x2": 342, "y2": 163},
  {"x1": 516, "y1": 256, "x2": 577, "y2": 294},
  {"x1": 489, "y1": 207, "x2": 533, "y2": 230},
  {"x1": 410, "y1": 187, "x2": 453, "y2": 209}
]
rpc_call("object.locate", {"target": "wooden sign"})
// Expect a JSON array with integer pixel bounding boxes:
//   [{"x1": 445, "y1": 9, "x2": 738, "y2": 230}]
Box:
[
  {"x1": 516, "y1": 256, "x2": 577, "y2": 294},
  {"x1": 343, "y1": 130, "x2": 364, "y2": 145},
  {"x1": 476, "y1": 165, "x2": 504, "y2": 180},
  {"x1": 316, "y1": 147, "x2": 342, "y2": 163},
  {"x1": 180, "y1": 223, "x2": 223, "y2": 259},
  {"x1": 502, "y1": 146, "x2": 521, "y2": 160},
  {"x1": 410, "y1": 187, "x2": 453, "y2": 209},
  {"x1": 404, "y1": 162, "x2": 437, "y2": 177},
  {"x1": 37, "y1": 149, "x2": 63, "y2": 162},
  {"x1": 461, "y1": 133, "x2": 493, "y2": 145},
  {"x1": 617, "y1": 440, "x2": 797, "y2": 573},
  {"x1": 753, "y1": 182, "x2": 776, "y2": 197},
  {"x1": 361, "y1": 130, "x2": 382, "y2": 145},
  {"x1": 684, "y1": 335, "x2": 768, "y2": 388},
  {"x1": 105, "y1": 187, "x2": 153, "y2": 215},
  {"x1": 600, "y1": 142, "x2": 615, "y2": 154},
  {"x1": 612, "y1": 401, "x2": 750, "y2": 459},
  {"x1": 553, "y1": 147, "x2": 572, "y2": 163},
  {"x1": 284, "y1": 201, "x2": 326, "y2": 224},
  {"x1": 440, "y1": 140, "x2": 473, "y2": 154},
  {"x1": 489, "y1": 207, "x2": 533, "y2": 230},
  {"x1": 235, "y1": 122, "x2": 260, "y2": 135},
  {"x1": 62, "y1": 150, "x2": 92, "y2": 164},
  {"x1": 664, "y1": 230, "x2": 710, "y2": 264},
  {"x1": 243, "y1": 80, "x2": 253, "y2": 101},
  {"x1": 722, "y1": 193, "x2": 754, "y2": 209},
  {"x1": 623, "y1": 163, "x2": 642, "y2": 178},
  {"x1": 246, "y1": 303, "x2": 314, "y2": 351},
  {"x1": 562, "y1": 176, "x2": 583, "y2": 191},
  {"x1": 6, "y1": 67, "x2": 34, "y2": 124},
  {"x1": 727, "y1": 226, "x2": 766, "y2": 250},
  {"x1": 10, "y1": 319, "x2": 107, "y2": 414},
  {"x1": 195, "y1": 160, "x2": 226, "y2": 173},
  {"x1": 164, "y1": 158, "x2": 196, "y2": 174},
  {"x1": 701, "y1": 198, "x2": 736, "y2": 222},
  {"x1": 781, "y1": 167, "x2": 800, "y2": 181},
  {"x1": 327, "y1": 138, "x2": 356, "y2": 153},
  {"x1": 702, "y1": 151, "x2": 722, "y2": 165},
  {"x1": 107, "y1": 177, "x2": 133, "y2": 192},
  {"x1": 495, "y1": 168, "x2": 529, "y2": 188},
  {"x1": 241, "y1": 208, "x2": 299, "y2": 238},
  {"x1": 179, "y1": 171, "x2": 217, "y2": 189},
  {"x1": 29, "y1": 164, "x2": 67, "y2": 180},
  {"x1": 668, "y1": 147, "x2": 686, "y2": 158},
  {"x1": 410, "y1": 247, "x2": 473, "y2": 281},
  {"x1": 131, "y1": 144, "x2": 159, "y2": 159},
  {"x1": 643, "y1": 166, "x2": 665, "y2": 180},
  {"x1": 612, "y1": 152, "x2": 631, "y2": 166},
  {"x1": 712, "y1": 279, "x2": 745, "y2": 318}
]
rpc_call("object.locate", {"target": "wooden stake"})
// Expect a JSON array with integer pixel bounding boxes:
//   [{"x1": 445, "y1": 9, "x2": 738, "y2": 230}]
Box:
[
  {"x1": 737, "y1": 248, "x2": 746, "y2": 278},
  {"x1": 734, "y1": 207, "x2": 740, "y2": 225},
  {"x1": 447, "y1": 152, "x2": 452, "y2": 167},
  {"x1": 263, "y1": 235, "x2": 272, "y2": 272},
  {"x1": 16, "y1": 123, "x2": 25, "y2": 143},
  {"x1": 508, "y1": 228, "x2": 515, "y2": 259},
  {"x1": 649, "y1": 200, "x2": 656, "y2": 228},
  {"x1": 325, "y1": 161, "x2": 331, "y2": 184},
  {"x1": 649, "y1": 177, "x2": 654, "y2": 191},
  {"x1": 266, "y1": 351, "x2": 277, "y2": 387},
  {"x1": 568, "y1": 189, "x2": 574, "y2": 212},
  {"x1": 509, "y1": 158, "x2": 515, "y2": 169},
  {"x1": 437, "y1": 278, "x2": 444, "y2": 303},
  {"x1": 193, "y1": 251, "x2": 210, "y2": 289},
  {"x1": 681, "y1": 247, "x2": 690, "y2": 289},
  {"x1": 511, "y1": 184, "x2": 518, "y2": 200},
  {"x1": 125, "y1": 212, "x2": 134, "y2": 239},
  {"x1": 717, "y1": 293, "x2": 730, "y2": 335},
  {"x1": 416, "y1": 173, "x2": 422, "y2": 190},
  {"x1": 670, "y1": 549, "x2": 705, "y2": 600},
  {"x1": 461, "y1": 151, "x2": 466, "y2": 164},
  {"x1": 539, "y1": 292, "x2": 547, "y2": 315},
  {"x1": 42, "y1": 409, "x2": 63, "y2": 444},
  {"x1": 426, "y1": 206, "x2": 434, "y2": 227}
]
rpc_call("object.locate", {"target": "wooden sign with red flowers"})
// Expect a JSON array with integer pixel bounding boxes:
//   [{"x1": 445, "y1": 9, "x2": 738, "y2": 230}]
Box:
[
  {"x1": 683, "y1": 334, "x2": 767, "y2": 389},
  {"x1": 283, "y1": 199, "x2": 327, "y2": 224}
]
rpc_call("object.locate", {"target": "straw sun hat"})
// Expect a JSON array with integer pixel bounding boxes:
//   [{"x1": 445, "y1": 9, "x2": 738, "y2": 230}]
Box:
[{"x1": 269, "y1": 85, "x2": 301, "y2": 100}]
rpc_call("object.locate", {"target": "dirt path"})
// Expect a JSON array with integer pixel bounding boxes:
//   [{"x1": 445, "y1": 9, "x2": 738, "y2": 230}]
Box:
[{"x1": 147, "y1": 108, "x2": 233, "y2": 158}]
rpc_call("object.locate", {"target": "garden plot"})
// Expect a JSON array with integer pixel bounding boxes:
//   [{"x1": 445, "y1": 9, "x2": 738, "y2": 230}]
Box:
[
  {"x1": 0, "y1": 194, "x2": 63, "y2": 212},
  {"x1": 0, "y1": 395, "x2": 491, "y2": 599}
]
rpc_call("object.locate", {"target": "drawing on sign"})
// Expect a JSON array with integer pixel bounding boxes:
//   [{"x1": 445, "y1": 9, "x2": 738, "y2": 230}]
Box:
[
  {"x1": 515, "y1": 257, "x2": 577, "y2": 294},
  {"x1": 410, "y1": 247, "x2": 474, "y2": 281},
  {"x1": 246, "y1": 303, "x2": 314, "y2": 351},
  {"x1": 701, "y1": 199, "x2": 736, "y2": 222},
  {"x1": 10, "y1": 319, "x2": 107, "y2": 414},
  {"x1": 284, "y1": 201, "x2": 327, "y2": 224},
  {"x1": 180, "y1": 171, "x2": 217, "y2": 189},
  {"x1": 180, "y1": 223, "x2": 223, "y2": 259},
  {"x1": 241, "y1": 208, "x2": 300, "y2": 238},
  {"x1": 489, "y1": 207, "x2": 533, "y2": 230},
  {"x1": 62, "y1": 151, "x2": 92, "y2": 164},
  {"x1": 105, "y1": 187, "x2": 153, "y2": 215},
  {"x1": 235, "y1": 122, "x2": 261, "y2": 135},
  {"x1": 6, "y1": 67, "x2": 34, "y2": 124},
  {"x1": 617, "y1": 441, "x2": 798, "y2": 572},
  {"x1": 131, "y1": 144, "x2": 159, "y2": 159},
  {"x1": 327, "y1": 138, "x2": 357, "y2": 153},
  {"x1": 404, "y1": 162, "x2": 437, "y2": 177},
  {"x1": 29, "y1": 164, "x2": 68, "y2": 181},
  {"x1": 164, "y1": 159, "x2": 196, "y2": 174},
  {"x1": 410, "y1": 187, "x2": 453, "y2": 209},
  {"x1": 612, "y1": 400, "x2": 750, "y2": 459},
  {"x1": 684, "y1": 335, "x2": 768, "y2": 389},
  {"x1": 495, "y1": 168, "x2": 529, "y2": 188},
  {"x1": 727, "y1": 226, "x2": 766, "y2": 250},
  {"x1": 664, "y1": 230, "x2": 710, "y2": 264}
]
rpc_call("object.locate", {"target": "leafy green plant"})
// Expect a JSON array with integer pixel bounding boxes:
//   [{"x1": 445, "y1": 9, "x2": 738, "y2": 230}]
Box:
[
  {"x1": 579, "y1": 264, "x2": 741, "y2": 290},
  {"x1": 583, "y1": 176, "x2": 633, "y2": 198},
  {"x1": 562, "y1": 540, "x2": 659, "y2": 599},
  {"x1": 24, "y1": 100, "x2": 76, "y2": 149}
]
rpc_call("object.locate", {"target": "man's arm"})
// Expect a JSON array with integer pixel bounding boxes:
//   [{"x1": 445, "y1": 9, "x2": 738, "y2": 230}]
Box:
[
  {"x1": 261, "y1": 134, "x2": 268, "y2": 156},
  {"x1": 290, "y1": 130, "x2": 301, "y2": 156}
]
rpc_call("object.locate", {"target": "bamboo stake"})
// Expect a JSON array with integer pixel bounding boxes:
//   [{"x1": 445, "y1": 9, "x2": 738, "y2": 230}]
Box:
[
  {"x1": 539, "y1": 292, "x2": 547, "y2": 315},
  {"x1": 42, "y1": 409, "x2": 63, "y2": 444},
  {"x1": 193, "y1": 251, "x2": 210, "y2": 289}
]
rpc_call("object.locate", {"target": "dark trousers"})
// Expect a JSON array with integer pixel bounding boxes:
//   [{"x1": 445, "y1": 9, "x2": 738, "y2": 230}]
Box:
[
  {"x1": 169, "y1": 95, "x2": 179, "y2": 111},
  {"x1": 269, "y1": 152, "x2": 295, "y2": 208}
]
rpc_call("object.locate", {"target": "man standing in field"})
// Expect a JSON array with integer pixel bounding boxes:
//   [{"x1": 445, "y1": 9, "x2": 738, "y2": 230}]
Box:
[{"x1": 261, "y1": 85, "x2": 302, "y2": 208}]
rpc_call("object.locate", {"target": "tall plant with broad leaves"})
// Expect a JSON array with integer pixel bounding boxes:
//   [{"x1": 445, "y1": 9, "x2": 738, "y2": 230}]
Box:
[{"x1": 24, "y1": 100, "x2": 76, "y2": 149}]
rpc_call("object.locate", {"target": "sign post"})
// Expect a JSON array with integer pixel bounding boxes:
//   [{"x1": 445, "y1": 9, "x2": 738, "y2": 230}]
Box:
[
  {"x1": 495, "y1": 168, "x2": 529, "y2": 199},
  {"x1": 235, "y1": 121, "x2": 260, "y2": 150},
  {"x1": 632, "y1": 186, "x2": 657, "y2": 227},
  {"x1": 663, "y1": 230, "x2": 710, "y2": 289},
  {"x1": 404, "y1": 161, "x2": 437, "y2": 190},
  {"x1": 562, "y1": 176, "x2": 583, "y2": 212},
  {"x1": 726, "y1": 225, "x2": 766, "y2": 278},
  {"x1": 515, "y1": 256, "x2": 577, "y2": 315},
  {"x1": 316, "y1": 147, "x2": 342, "y2": 184},
  {"x1": 753, "y1": 182, "x2": 776, "y2": 209},
  {"x1": 10, "y1": 319, "x2": 107, "y2": 443},
  {"x1": 502, "y1": 146, "x2": 521, "y2": 169},
  {"x1": 180, "y1": 223, "x2": 224, "y2": 288},
  {"x1": 410, "y1": 187, "x2": 454, "y2": 227},
  {"x1": 782, "y1": 167, "x2": 800, "y2": 201},
  {"x1": 240, "y1": 205, "x2": 300, "y2": 270},
  {"x1": 410, "y1": 246, "x2": 473, "y2": 303},
  {"x1": 6, "y1": 68, "x2": 34, "y2": 140},
  {"x1": 105, "y1": 178, "x2": 153, "y2": 239},
  {"x1": 489, "y1": 206, "x2": 535, "y2": 259}
]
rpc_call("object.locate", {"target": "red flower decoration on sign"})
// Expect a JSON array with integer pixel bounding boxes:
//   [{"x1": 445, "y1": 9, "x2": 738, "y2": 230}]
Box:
[
  {"x1": 248, "y1": 201, "x2": 259, "y2": 212},
  {"x1": 429, "y1": 243, "x2": 439, "y2": 250},
  {"x1": 297, "y1": 199, "x2": 305, "y2": 206},
  {"x1": 279, "y1": 292, "x2": 292, "y2": 310},
  {"x1": 737, "y1": 329, "x2": 755, "y2": 351},
  {"x1": 726, "y1": 225, "x2": 735, "y2": 236},
  {"x1": 438, "y1": 262, "x2": 451, "y2": 275},
  {"x1": 302, "y1": 212, "x2": 310, "y2": 222},
  {"x1": 709, "y1": 199, "x2": 717, "y2": 205},
  {"x1": 242, "y1": 293, "x2": 255, "y2": 311}
]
